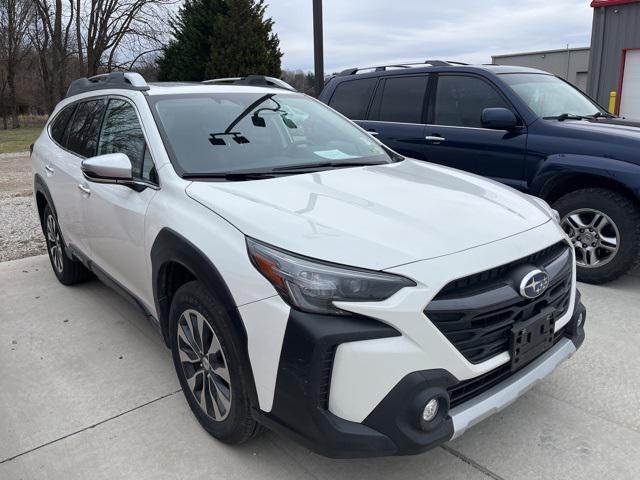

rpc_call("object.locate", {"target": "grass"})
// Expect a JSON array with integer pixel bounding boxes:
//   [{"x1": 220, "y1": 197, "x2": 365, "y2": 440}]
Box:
[{"x1": 0, "y1": 126, "x2": 44, "y2": 154}]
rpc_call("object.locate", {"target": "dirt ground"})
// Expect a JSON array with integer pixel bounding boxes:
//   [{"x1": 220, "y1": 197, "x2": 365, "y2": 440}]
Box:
[{"x1": 0, "y1": 152, "x2": 46, "y2": 262}]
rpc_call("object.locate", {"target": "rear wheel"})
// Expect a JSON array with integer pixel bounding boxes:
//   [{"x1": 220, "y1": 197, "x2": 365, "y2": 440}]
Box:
[
  {"x1": 42, "y1": 205, "x2": 91, "y2": 285},
  {"x1": 169, "y1": 281, "x2": 262, "y2": 444},
  {"x1": 554, "y1": 188, "x2": 640, "y2": 284}
]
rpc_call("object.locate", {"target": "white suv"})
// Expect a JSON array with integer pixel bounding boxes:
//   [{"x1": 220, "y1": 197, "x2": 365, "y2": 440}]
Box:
[{"x1": 32, "y1": 72, "x2": 585, "y2": 458}]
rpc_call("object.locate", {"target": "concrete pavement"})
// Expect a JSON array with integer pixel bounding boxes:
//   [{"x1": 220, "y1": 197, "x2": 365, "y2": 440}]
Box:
[{"x1": 1, "y1": 255, "x2": 639, "y2": 480}]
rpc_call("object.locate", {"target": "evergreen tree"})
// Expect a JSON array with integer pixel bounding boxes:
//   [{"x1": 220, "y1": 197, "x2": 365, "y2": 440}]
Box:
[{"x1": 158, "y1": 0, "x2": 282, "y2": 81}]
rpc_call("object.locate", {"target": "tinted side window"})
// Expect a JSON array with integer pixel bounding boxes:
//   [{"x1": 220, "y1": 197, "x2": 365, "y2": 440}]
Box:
[
  {"x1": 377, "y1": 76, "x2": 428, "y2": 123},
  {"x1": 50, "y1": 104, "x2": 76, "y2": 146},
  {"x1": 328, "y1": 78, "x2": 377, "y2": 119},
  {"x1": 434, "y1": 75, "x2": 510, "y2": 128},
  {"x1": 98, "y1": 99, "x2": 154, "y2": 181},
  {"x1": 66, "y1": 99, "x2": 107, "y2": 157}
]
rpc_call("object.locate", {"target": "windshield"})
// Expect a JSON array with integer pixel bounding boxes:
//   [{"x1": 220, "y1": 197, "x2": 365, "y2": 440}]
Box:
[
  {"x1": 500, "y1": 73, "x2": 605, "y2": 119},
  {"x1": 149, "y1": 92, "x2": 392, "y2": 176}
]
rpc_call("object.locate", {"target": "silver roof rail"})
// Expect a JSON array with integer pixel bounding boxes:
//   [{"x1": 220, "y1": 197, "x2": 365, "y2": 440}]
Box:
[
  {"x1": 336, "y1": 60, "x2": 469, "y2": 77},
  {"x1": 65, "y1": 72, "x2": 150, "y2": 98},
  {"x1": 203, "y1": 75, "x2": 297, "y2": 91}
]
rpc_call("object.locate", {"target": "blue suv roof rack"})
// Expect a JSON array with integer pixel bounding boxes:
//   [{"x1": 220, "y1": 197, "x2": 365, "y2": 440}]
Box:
[
  {"x1": 66, "y1": 72, "x2": 150, "y2": 98},
  {"x1": 336, "y1": 60, "x2": 469, "y2": 77}
]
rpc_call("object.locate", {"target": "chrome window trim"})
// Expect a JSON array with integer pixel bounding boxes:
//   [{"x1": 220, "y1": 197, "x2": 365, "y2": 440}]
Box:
[
  {"x1": 352, "y1": 119, "x2": 427, "y2": 127},
  {"x1": 354, "y1": 119, "x2": 511, "y2": 132}
]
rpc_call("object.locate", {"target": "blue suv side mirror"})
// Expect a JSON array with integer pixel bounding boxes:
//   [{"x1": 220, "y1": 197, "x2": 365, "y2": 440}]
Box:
[{"x1": 481, "y1": 108, "x2": 519, "y2": 130}]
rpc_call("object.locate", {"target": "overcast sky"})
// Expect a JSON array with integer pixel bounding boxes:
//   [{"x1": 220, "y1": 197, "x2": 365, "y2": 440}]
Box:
[{"x1": 264, "y1": 0, "x2": 594, "y2": 73}]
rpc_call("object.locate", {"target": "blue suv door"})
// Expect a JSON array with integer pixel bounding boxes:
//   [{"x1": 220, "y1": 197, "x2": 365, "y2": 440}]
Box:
[
  {"x1": 422, "y1": 74, "x2": 528, "y2": 190},
  {"x1": 358, "y1": 75, "x2": 431, "y2": 160}
]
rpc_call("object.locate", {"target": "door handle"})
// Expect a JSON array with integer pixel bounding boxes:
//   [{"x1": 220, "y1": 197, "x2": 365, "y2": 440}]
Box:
[
  {"x1": 367, "y1": 129, "x2": 379, "y2": 136},
  {"x1": 425, "y1": 135, "x2": 446, "y2": 144},
  {"x1": 45, "y1": 164, "x2": 54, "y2": 174},
  {"x1": 77, "y1": 184, "x2": 91, "y2": 195}
]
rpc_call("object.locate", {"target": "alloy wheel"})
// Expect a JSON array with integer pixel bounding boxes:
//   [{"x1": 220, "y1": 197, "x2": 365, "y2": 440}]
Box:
[
  {"x1": 46, "y1": 214, "x2": 64, "y2": 274},
  {"x1": 561, "y1": 208, "x2": 620, "y2": 268},
  {"x1": 177, "y1": 309, "x2": 232, "y2": 421}
]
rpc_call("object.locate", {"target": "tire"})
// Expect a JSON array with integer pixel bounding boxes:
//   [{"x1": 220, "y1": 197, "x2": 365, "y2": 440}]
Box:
[
  {"x1": 42, "y1": 205, "x2": 92, "y2": 285},
  {"x1": 169, "y1": 281, "x2": 262, "y2": 444},
  {"x1": 553, "y1": 188, "x2": 640, "y2": 284}
]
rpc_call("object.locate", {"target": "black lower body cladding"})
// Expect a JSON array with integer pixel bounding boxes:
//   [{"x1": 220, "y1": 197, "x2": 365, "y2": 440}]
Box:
[{"x1": 255, "y1": 299, "x2": 586, "y2": 458}]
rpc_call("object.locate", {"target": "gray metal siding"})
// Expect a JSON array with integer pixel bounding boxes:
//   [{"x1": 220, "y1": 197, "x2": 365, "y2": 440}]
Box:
[
  {"x1": 493, "y1": 49, "x2": 590, "y2": 90},
  {"x1": 588, "y1": 3, "x2": 640, "y2": 107}
]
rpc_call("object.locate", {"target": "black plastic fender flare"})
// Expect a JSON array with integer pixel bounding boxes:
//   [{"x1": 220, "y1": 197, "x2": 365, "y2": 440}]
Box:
[{"x1": 150, "y1": 227, "x2": 260, "y2": 408}]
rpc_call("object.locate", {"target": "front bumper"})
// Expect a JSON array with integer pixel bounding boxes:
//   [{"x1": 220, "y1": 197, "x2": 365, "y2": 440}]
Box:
[{"x1": 254, "y1": 298, "x2": 585, "y2": 458}]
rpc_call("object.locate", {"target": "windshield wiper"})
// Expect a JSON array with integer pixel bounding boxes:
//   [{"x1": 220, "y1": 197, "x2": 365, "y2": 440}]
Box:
[
  {"x1": 271, "y1": 161, "x2": 388, "y2": 172},
  {"x1": 182, "y1": 161, "x2": 390, "y2": 180},
  {"x1": 183, "y1": 171, "x2": 280, "y2": 181},
  {"x1": 585, "y1": 112, "x2": 615, "y2": 119},
  {"x1": 545, "y1": 113, "x2": 585, "y2": 121}
]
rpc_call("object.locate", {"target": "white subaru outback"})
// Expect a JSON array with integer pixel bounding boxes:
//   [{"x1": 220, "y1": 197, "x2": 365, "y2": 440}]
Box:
[{"x1": 31, "y1": 72, "x2": 585, "y2": 458}]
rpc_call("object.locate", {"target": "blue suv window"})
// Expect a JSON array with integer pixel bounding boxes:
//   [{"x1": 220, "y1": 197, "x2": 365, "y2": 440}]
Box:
[
  {"x1": 328, "y1": 78, "x2": 377, "y2": 119},
  {"x1": 376, "y1": 76, "x2": 428, "y2": 124},
  {"x1": 434, "y1": 75, "x2": 509, "y2": 128}
]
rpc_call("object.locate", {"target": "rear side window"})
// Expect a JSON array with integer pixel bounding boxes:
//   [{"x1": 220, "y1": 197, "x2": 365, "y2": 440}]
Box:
[
  {"x1": 98, "y1": 99, "x2": 154, "y2": 181},
  {"x1": 50, "y1": 104, "x2": 76, "y2": 146},
  {"x1": 66, "y1": 99, "x2": 107, "y2": 157},
  {"x1": 328, "y1": 78, "x2": 377, "y2": 119},
  {"x1": 376, "y1": 76, "x2": 429, "y2": 123},
  {"x1": 434, "y1": 75, "x2": 510, "y2": 128}
]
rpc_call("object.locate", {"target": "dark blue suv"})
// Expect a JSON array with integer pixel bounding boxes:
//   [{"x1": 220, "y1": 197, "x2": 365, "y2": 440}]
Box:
[{"x1": 319, "y1": 61, "x2": 640, "y2": 283}]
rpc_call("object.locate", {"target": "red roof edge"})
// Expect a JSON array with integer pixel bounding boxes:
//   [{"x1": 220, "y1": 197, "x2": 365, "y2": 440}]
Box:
[{"x1": 591, "y1": 0, "x2": 640, "y2": 7}]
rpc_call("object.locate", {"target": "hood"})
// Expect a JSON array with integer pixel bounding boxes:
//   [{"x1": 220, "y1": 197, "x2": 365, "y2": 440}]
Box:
[
  {"x1": 186, "y1": 160, "x2": 551, "y2": 270},
  {"x1": 558, "y1": 117, "x2": 640, "y2": 138},
  {"x1": 550, "y1": 118, "x2": 640, "y2": 165}
]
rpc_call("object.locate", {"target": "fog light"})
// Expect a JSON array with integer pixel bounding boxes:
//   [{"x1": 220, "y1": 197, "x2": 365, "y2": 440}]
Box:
[
  {"x1": 577, "y1": 312, "x2": 584, "y2": 327},
  {"x1": 422, "y1": 398, "x2": 440, "y2": 422}
]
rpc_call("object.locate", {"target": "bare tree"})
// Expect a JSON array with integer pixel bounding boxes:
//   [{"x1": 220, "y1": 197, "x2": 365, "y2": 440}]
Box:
[
  {"x1": 0, "y1": 0, "x2": 33, "y2": 128},
  {"x1": 31, "y1": 0, "x2": 76, "y2": 111},
  {"x1": 0, "y1": 0, "x2": 173, "y2": 118},
  {"x1": 0, "y1": 68, "x2": 8, "y2": 128},
  {"x1": 80, "y1": 0, "x2": 174, "y2": 77}
]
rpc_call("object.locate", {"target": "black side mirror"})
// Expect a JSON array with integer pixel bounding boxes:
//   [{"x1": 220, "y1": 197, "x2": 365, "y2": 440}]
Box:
[{"x1": 481, "y1": 108, "x2": 519, "y2": 130}]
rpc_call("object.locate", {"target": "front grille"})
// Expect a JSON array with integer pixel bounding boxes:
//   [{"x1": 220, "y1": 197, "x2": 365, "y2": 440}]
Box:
[
  {"x1": 437, "y1": 241, "x2": 567, "y2": 297},
  {"x1": 425, "y1": 241, "x2": 572, "y2": 364},
  {"x1": 448, "y1": 326, "x2": 568, "y2": 408}
]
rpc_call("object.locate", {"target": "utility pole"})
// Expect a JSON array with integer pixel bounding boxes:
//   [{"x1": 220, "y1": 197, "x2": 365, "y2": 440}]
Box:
[{"x1": 313, "y1": 0, "x2": 324, "y2": 97}]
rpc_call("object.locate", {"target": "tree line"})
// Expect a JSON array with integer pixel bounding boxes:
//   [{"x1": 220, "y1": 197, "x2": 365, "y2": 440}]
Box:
[
  {"x1": 0, "y1": 0, "x2": 177, "y2": 128},
  {"x1": 0, "y1": 0, "x2": 321, "y2": 130}
]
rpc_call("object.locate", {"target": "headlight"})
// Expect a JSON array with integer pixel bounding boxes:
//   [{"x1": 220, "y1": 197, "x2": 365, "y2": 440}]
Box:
[
  {"x1": 247, "y1": 238, "x2": 416, "y2": 315},
  {"x1": 530, "y1": 196, "x2": 561, "y2": 223}
]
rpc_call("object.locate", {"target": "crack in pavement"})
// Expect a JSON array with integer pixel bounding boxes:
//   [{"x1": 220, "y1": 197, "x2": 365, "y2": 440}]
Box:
[
  {"x1": 0, "y1": 390, "x2": 181, "y2": 465},
  {"x1": 440, "y1": 444, "x2": 507, "y2": 480},
  {"x1": 530, "y1": 388, "x2": 640, "y2": 436}
]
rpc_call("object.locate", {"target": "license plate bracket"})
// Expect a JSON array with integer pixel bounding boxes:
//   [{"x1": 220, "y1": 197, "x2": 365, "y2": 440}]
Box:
[{"x1": 509, "y1": 309, "x2": 556, "y2": 372}]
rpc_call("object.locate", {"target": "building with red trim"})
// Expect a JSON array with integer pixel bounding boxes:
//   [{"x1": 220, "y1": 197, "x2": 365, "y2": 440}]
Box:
[{"x1": 587, "y1": 0, "x2": 640, "y2": 117}]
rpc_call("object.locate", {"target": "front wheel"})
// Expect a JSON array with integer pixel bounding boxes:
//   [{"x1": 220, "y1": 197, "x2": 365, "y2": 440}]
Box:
[
  {"x1": 554, "y1": 188, "x2": 640, "y2": 284},
  {"x1": 42, "y1": 205, "x2": 91, "y2": 285},
  {"x1": 169, "y1": 281, "x2": 262, "y2": 444}
]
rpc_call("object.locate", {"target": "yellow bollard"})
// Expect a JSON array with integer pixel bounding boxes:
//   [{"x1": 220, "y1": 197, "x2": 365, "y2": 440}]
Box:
[{"x1": 609, "y1": 91, "x2": 617, "y2": 114}]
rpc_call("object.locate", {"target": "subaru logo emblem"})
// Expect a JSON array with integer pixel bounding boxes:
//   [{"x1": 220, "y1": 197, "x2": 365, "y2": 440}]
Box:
[{"x1": 519, "y1": 269, "x2": 549, "y2": 299}]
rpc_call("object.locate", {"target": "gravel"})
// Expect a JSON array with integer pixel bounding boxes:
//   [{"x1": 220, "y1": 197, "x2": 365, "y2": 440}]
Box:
[{"x1": 0, "y1": 152, "x2": 47, "y2": 262}]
